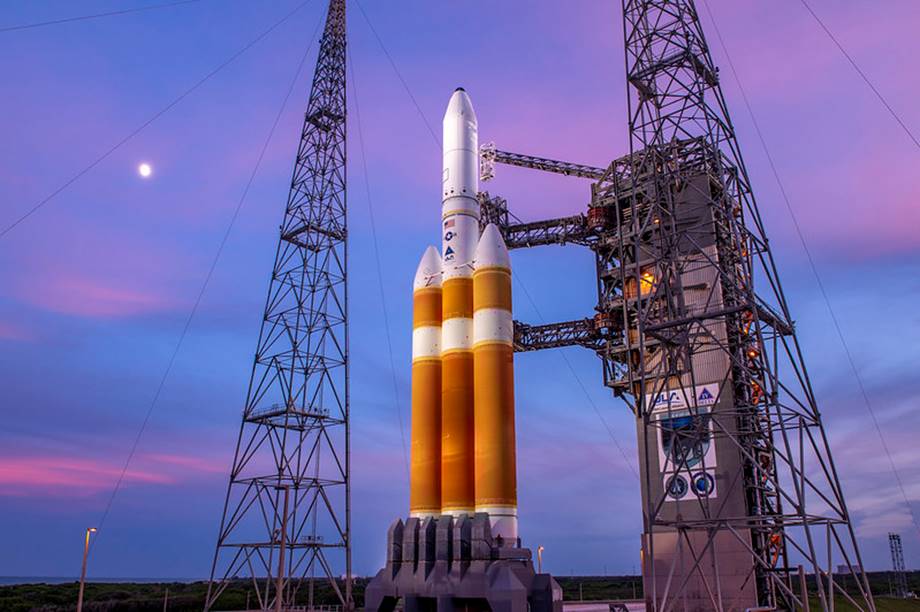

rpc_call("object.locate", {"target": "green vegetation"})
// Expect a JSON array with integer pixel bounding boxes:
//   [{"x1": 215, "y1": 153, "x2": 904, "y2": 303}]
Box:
[
  {"x1": 0, "y1": 579, "x2": 366, "y2": 612},
  {"x1": 555, "y1": 576, "x2": 642, "y2": 602},
  {"x1": 1, "y1": 572, "x2": 917, "y2": 611}
]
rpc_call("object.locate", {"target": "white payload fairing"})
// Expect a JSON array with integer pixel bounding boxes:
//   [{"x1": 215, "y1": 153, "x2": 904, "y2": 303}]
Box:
[{"x1": 408, "y1": 88, "x2": 518, "y2": 542}]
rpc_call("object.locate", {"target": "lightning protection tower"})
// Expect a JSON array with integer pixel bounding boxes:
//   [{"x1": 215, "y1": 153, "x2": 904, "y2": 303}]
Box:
[
  {"x1": 204, "y1": 1, "x2": 350, "y2": 610},
  {"x1": 889, "y1": 533, "x2": 909, "y2": 598}
]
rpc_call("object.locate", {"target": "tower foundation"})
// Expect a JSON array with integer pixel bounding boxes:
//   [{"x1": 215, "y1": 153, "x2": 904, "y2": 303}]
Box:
[{"x1": 365, "y1": 514, "x2": 562, "y2": 612}]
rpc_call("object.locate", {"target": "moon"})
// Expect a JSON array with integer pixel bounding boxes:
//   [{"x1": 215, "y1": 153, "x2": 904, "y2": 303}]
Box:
[{"x1": 138, "y1": 162, "x2": 152, "y2": 178}]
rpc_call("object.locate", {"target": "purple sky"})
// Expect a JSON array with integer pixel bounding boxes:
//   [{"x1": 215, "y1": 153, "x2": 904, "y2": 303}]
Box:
[{"x1": 1, "y1": 0, "x2": 919, "y2": 580}]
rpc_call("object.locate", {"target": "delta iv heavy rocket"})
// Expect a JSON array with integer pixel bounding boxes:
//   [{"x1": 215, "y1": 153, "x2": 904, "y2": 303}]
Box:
[
  {"x1": 366, "y1": 89, "x2": 561, "y2": 612},
  {"x1": 409, "y1": 88, "x2": 518, "y2": 542}
]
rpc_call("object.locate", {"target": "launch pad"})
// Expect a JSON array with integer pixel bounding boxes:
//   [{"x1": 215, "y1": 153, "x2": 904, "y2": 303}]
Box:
[{"x1": 365, "y1": 514, "x2": 562, "y2": 612}]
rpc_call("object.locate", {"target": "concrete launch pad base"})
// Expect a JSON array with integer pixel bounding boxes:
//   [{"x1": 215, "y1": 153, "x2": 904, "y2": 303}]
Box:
[{"x1": 365, "y1": 514, "x2": 563, "y2": 612}]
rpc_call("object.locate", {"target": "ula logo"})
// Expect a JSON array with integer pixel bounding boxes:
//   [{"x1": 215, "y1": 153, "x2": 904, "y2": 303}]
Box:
[{"x1": 653, "y1": 391, "x2": 682, "y2": 408}]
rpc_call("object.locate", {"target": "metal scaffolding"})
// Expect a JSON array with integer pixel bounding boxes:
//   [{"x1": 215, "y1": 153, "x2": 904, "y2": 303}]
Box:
[
  {"x1": 204, "y1": 1, "x2": 351, "y2": 609},
  {"x1": 889, "y1": 533, "x2": 909, "y2": 598},
  {"x1": 481, "y1": 1, "x2": 875, "y2": 610}
]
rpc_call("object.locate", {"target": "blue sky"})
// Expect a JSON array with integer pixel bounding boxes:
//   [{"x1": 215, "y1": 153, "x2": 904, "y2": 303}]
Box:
[{"x1": 0, "y1": 0, "x2": 918, "y2": 579}]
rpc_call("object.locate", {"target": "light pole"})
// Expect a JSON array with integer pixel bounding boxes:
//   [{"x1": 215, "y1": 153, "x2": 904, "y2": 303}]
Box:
[
  {"x1": 275, "y1": 486, "x2": 290, "y2": 612},
  {"x1": 537, "y1": 546, "x2": 545, "y2": 574},
  {"x1": 76, "y1": 527, "x2": 97, "y2": 612}
]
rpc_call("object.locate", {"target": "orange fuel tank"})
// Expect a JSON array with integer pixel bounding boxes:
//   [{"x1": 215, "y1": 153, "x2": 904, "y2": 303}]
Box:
[
  {"x1": 473, "y1": 224, "x2": 518, "y2": 541},
  {"x1": 410, "y1": 246, "x2": 442, "y2": 517}
]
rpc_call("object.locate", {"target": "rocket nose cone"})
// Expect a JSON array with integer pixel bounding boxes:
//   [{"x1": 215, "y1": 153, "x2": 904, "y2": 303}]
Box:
[
  {"x1": 414, "y1": 246, "x2": 442, "y2": 290},
  {"x1": 444, "y1": 87, "x2": 476, "y2": 123},
  {"x1": 474, "y1": 224, "x2": 510, "y2": 269}
]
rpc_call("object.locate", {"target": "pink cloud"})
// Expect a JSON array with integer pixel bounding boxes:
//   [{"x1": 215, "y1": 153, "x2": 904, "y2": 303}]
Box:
[
  {"x1": 0, "y1": 320, "x2": 33, "y2": 341},
  {"x1": 0, "y1": 451, "x2": 228, "y2": 498},
  {"x1": 0, "y1": 455, "x2": 170, "y2": 498},
  {"x1": 775, "y1": 136, "x2": 920, "y2": 260},
  {"x1": 17, "y1": 277, "x2": 172, "y2": 317},
  {"x1": 144, "y1": 452, "x2": 226, "y2": 474},
  {"x1": 19, "y1": 276, "x2": 174, "y2": 318},
  {"x1": 7, "y1": 214, "x2": 191, "y2": 319}
]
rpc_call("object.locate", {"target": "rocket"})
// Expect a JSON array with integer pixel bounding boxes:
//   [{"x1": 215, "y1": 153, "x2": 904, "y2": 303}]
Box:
[{"x1": 408, "y1": 88, "x2": 518, "y2": 542}]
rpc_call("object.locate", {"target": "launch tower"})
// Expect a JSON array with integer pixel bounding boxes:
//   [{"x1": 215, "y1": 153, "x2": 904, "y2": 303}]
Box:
[
  {"x1": 204, "y1": 1, "x2": 351, "y2": 610},
  {"x1": 479, "y1": 1, "x2": 875, "y2": 610}
]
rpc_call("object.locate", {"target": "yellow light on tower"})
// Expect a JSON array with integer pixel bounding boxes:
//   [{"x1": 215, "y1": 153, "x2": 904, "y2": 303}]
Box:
[{"x1": 640, "y1": 270, "x2": 656, "y2": 295}]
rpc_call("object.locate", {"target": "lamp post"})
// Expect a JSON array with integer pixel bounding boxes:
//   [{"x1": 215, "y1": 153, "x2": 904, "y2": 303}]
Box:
[
  {"x1": 537, "y1": 546, "x2": 545, "y2": 574},
  {"x1": 76, "y1": 527, "x2": 97, "y2": 612},
  {"x1": 275, "y1": 486, "x2": 290, "y2": 612}
]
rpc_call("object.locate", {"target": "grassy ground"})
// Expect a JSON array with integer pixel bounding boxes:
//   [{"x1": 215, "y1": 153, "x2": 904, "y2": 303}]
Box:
[
  {"x1": 820, "y1": 597, "x2": 920, "y2": 612},
  {"x1": 1, "y1": 572, "x2": 917, "y2": 611},
  {"x1": 0, "y1": 579, "x2": 358, "y2": 612}
]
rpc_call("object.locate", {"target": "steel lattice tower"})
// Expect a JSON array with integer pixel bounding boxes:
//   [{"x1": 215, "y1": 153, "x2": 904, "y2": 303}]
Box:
[
  {"x1": 889, "y1": 533, "x2": 909, "y2": 598},
  {"x1": 479, "y1": 1, "x2": 875, "y2": 610},
  {"x1": 615, "y1": 2, "x2": 873, "y2": 609},
  {"x1": 205, "y1": 1, "x2": 350, "y2": 610}
]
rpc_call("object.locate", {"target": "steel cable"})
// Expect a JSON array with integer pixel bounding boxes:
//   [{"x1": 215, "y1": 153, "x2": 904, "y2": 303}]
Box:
[
  {"x1": 352, "y1": 1, "x2": 638, "y2": 483},
  {"x1": 353, "y1": 0, "x2": 441, "y2": 148},
  {"x1": 0, "y1": 0, "x2": 205, "y2": 34},
  {"x1": 348, "y1": 45, "x2": 412, "y2": 483},
  {"x1": 0, "y1": 0, "x2": 312, "y2": 240},
  {"x1": 797, "y1": 0, "x2": 920, "y2": 151}
]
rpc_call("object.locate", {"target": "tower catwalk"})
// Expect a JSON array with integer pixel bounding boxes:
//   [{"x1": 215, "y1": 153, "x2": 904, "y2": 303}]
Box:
[
  {"x1": 204, "y1": 1, "x2": 350, "y2": 610},
  {"x1": 479, "y1": 1, "x2": 876, "y2": 610}
]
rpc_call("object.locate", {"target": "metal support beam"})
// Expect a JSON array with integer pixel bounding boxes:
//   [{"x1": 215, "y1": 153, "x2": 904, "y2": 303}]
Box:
[
  {"x1": 481, "y1": 142, "x2": 607, "y2": 181},
  {"x1": 513, "y1": 319, "x2": 601, "y2": 352}
]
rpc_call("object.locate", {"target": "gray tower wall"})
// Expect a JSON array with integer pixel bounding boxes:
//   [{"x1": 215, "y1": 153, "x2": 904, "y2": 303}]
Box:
[{"x1": 637, "y1": 176, "x2": 757, "y2": 610}]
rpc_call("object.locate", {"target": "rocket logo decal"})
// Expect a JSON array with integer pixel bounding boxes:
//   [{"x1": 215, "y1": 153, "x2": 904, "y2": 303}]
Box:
[
  {"x1": 444, "y1": 246, "x2": 455, "y2": 261},
  {"x1": 444, "y1": 231, "x2": 455, "y2": 241},
  {"x1": 444, "y1": 219, "x2": 455, "y2": 229}
]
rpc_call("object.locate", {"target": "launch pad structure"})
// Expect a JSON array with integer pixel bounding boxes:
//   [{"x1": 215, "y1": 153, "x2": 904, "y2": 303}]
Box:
[
  {"x1": 479, "y1": 2, "x2": 875, "y2": 610},
  {"x1": 201, "y1": 0, "x2": 878, "y2": 611}
]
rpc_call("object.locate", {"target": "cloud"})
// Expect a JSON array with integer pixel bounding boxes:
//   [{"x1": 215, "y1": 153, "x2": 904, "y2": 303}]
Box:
[
  {"x1": 5, "y1": 212, "x2": 192, "y2": 319},
  {"x1": 17, "y1": 275, "x2": 176, "y2": 318},
  {"x1": 0, "y1": 320, "x2": 33, "y2": 341},
  {"x1": 809, "y1": 367, "x2": 920, "y2": 542},
  {"x1": 144, "y1": 453, "x2": 226, "y2": 474},
  {"x1": 0, "y1": 455, "x2": 169, "y2": 497},
  {"x1": 0, "y1": 451, "x2": 228, "y2": 498}
]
